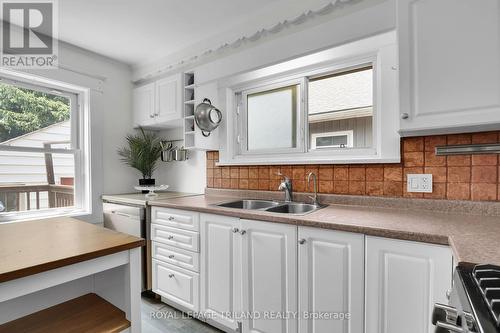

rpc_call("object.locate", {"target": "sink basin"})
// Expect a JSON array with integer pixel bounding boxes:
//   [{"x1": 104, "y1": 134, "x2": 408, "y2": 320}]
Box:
[
  {"x1": 216, "y1": 199, "x2": 281, "y2": 210},
  {"x1": 215, "y1": 199, "x2": 324, "y2": 215},
  {"x1": 265, "y1": 202, "x2": 323, "y2": 214}
]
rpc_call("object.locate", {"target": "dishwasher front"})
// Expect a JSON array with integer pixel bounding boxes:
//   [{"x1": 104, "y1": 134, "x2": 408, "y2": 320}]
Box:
[{"x1": 103, "y1": 202, "x2": 148, "y2": 292}]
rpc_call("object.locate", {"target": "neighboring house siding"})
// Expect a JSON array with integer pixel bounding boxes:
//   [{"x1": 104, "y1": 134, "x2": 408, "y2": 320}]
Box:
[
  {"x1": 0, "y1": 121, "x2": 74, "y2": 209},
  {"x1": 309, "y1": 116, "x2": 373, "y2": 148}
]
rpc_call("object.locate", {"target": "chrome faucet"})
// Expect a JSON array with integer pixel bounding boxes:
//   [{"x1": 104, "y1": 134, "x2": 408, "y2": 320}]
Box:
[
  {"x1": 307, "y1": 172, "x2": 320, "y2": 206},
  {"x1": 277, "y1": 172, "x2": 293, "y2": 202}
]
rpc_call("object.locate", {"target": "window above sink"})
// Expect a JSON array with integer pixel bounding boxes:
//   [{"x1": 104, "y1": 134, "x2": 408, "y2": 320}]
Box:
[{"x1": 218, "y1": 32, "x2": 400, "y2": 165}]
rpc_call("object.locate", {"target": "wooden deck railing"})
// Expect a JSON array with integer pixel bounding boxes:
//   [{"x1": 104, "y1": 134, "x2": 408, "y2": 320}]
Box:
[{"x1": 0, "y1": 184, "x2": 74, "y2": 212}]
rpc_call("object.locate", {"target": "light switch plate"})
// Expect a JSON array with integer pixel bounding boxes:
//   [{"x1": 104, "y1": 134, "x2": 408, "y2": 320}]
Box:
[{"x1": 406, "y1": 174, "x2": 433, "y2": 193}]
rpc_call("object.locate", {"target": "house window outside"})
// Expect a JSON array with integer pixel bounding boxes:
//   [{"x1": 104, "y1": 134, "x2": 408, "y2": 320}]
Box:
[
  {"x1": 311, "y1": 130, "x2": 354, "y2": 149},
  {"x1": 0, "y1": 76, "x2": 88, "y2": 221}
]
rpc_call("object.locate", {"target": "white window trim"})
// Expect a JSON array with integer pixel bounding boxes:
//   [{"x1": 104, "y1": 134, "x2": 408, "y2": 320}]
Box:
[
  {"x1": 0, "y1": 71, "x2": 91, "y2": 222},
  {"x1": 311, "y1": 130, "x2": 354, "y2": 149},
  {"x1": 238, "y1": 78, "x2": 304, "y2": 155},
  {"x1": 219, "y1": 31, "x2": 400, "y2": 165}
]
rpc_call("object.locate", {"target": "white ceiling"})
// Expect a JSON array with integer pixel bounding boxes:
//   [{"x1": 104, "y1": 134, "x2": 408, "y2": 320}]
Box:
[{"x1": 58, "y1": 0, "x2": 335, "y2": 66}]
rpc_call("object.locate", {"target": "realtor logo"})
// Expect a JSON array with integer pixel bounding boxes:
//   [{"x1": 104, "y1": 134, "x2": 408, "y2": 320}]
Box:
[{"x1": 0, "y1": 0, "x2": 58, "y2": 68}]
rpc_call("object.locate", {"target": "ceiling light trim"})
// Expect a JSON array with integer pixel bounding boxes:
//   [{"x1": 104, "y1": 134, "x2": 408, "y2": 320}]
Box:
[{"x1": 136, "y1": 0, "x2": 355, "y2": 83}]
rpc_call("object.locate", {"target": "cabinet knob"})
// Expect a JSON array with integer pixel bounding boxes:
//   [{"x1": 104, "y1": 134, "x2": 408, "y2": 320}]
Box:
[
  {"x1": 154, "y1": 112, "x2": 159, "y2": 116},
  {"x1": 149, "y1": 114, "x2": 154, "y2": 118},
  {"x1": 401, "y1": 113, "x2": 409, "y2": 120},
  {"x1": 168, "y1": 274, "x2": 175, "y2": 278},
  {"x1": 232, "y1": 227, "x2": 240, "y2": 233},
  {"x1": 168, "y1": 216, "x2": 175, "y2": 221},
  {"x1": 298, "y1": 238, "x2": 306, "y2": 245},
  {"x1": 167, "y1": 235, "x2": 174, "y2": 240},
  {"x1": 168, "y1": 254, "x2": 175, "y2": 259},
  {"x1": 239, "y1": 230, "x2": 246, "y2": 235}
]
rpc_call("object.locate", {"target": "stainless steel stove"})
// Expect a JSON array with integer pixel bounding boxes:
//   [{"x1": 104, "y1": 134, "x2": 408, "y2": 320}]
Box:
[{"x1": 432, "y1": 264, "x2": 500, "y2": 333}]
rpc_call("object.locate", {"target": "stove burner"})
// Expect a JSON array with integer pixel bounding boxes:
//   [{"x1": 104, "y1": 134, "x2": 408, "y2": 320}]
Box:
[{"x1": 473, "y1": 265, "x2": 500, "y2": 328}]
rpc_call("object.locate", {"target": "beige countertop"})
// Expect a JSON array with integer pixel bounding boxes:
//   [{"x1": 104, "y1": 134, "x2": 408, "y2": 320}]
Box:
[
  {"x1": 102, "y1": 191, "x2": 199, "y2": 206},
  {"x1": 148, "y1": 194, "x2": 500, "y2": 266}
]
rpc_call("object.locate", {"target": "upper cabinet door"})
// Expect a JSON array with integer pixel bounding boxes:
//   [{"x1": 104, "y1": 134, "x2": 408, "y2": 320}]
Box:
[
  {"x1": 298, "y1": 226, "x2": 364, "y2": 333},
  {"x1": 156, "y1": 74, "x2": 182, "y2": 124},
  {"x1": 133, "y1": 82, "x2": 155, "y2": 127},
  {"x1": 398, "y1": 0, "x2": 500, "y2": 135},
  {"x1": 365, "y1": 236, "x2": 453, "y2": 333},
  {"x1": 241, "y1": 219, "x2": 297, "y2": 333}
]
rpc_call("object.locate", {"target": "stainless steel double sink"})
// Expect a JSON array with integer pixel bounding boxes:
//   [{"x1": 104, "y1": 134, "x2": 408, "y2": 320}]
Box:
[{"x1": 215, "y1": 199, "x2": 324, "y2": 215}]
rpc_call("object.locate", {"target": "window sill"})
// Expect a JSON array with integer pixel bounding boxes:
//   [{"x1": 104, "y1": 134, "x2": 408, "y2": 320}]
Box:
[
  {"x1": 0, "y1": 208, "x2": 91, "y2": 223},
  {"x1": 217, "y1": 151, "x2": 400, "y2": 166}
]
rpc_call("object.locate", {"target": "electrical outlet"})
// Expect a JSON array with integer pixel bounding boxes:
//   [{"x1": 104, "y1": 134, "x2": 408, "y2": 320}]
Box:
[{"x1": 406, "y1": 174, "x2": 433, "y2": 193}]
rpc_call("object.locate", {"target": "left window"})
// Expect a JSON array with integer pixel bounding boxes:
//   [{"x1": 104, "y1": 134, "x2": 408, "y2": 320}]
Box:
[{"x1": 0, "y1": 76, "x2": 87, "y2": 221}]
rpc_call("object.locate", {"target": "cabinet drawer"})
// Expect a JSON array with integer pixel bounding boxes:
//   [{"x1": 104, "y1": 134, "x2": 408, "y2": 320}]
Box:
[
  {"x1": 152, "y1": 259, "x2": 199, "y2": 312},
  {"x1": 151, "y1": 223, "x2": 199, "y2": 252},
  {"x1": 152, "y1": 241, "x2": 200, "y2": 272},
  {"x1": 152, "y1": 207, "x2": 199, "y2": 232}
]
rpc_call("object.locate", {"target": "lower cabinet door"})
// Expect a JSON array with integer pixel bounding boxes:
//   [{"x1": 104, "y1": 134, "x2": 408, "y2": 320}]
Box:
[
  {"x1": 365, "y1": 236, "x2": 453, "y2": 333},
  {"x1": 298, "y1": 226, "x2": 364, "y2": 333},
  {"x1": 241, "y1": 219, "x2": 297, "y2": 333},
  {"x1": 200, "y1": 213, "x2": 241, "y2": 332},
  {"x1": 152, "y1": 259, "x2": 199, "y2": 312}
]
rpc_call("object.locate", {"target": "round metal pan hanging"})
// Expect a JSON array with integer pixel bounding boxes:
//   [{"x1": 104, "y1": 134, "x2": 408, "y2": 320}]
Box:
[{"x1": 194, "y1": 98, "x2": 222, "y2": 137}]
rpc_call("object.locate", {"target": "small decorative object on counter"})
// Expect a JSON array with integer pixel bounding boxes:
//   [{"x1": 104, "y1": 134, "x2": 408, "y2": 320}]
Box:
[
  {"x1": 118, "y1": 127, "x2": 163, "y2": 193},
  {"x1": 194, "y1": 98, "x2": 222, "y2": 137},
  {"x1": 134, "y1": 184, "x2": 169, "y2": 197}
]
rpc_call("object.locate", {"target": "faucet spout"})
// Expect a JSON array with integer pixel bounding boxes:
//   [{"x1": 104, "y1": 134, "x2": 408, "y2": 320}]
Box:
[
  {"x1": 307, "y1": 172, "x2": 320, "y2": 206},
  {"x1": 277, "y1": 172, "x2": 293, "y2": 202}
]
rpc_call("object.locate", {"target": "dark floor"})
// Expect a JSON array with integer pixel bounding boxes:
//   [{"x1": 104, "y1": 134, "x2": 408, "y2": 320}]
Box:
[{"x1": 141, "y1": 297, "x2": 223, "y2": 333}]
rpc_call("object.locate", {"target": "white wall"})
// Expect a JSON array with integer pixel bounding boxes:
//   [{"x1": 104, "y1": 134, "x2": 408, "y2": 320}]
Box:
[
  {"x1": 156, "y1": 128, "x2": 206, "y2": 194},
  {"x1": 25, "y1": 42, "x2": 135, "y2": 223}
]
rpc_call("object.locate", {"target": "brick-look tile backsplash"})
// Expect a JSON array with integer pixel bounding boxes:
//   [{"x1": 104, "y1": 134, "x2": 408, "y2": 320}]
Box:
[{"x1": 206, "y1": 131, "x2": 500, "y2": 202}]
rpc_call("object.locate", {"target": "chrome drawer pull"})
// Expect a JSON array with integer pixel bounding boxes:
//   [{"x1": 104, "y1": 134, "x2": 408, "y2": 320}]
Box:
[
  {"x1": 168, "y1": 274, "x2": 175, "y2": 278},
  {"x1": 167, "y1": 235, "x2": 174, "y2": 240},
  {"x1": 232, "y1": 227, "x2": 240, "y2": 233},
  {"x1": 168, "y1": 216, "x2": 175, "y2": 221},
  {"x1": 168, "y1": 254, "x2": 175, "y2": 259}
]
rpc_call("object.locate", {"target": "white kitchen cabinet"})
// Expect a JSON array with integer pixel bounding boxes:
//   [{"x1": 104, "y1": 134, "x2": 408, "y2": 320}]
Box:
[
  {"x1": 365, "y1": 236, "x2": 453, "y2": 333},
  {"x1": 152, "y1": 259, "x2": 199, "y2": 312},
  {"x1": 240, "y1": 219, "x2": 297, "y2": 333},
  {"x1": 200, "y1": 214, "x2": 241, "y2": 332},
  {"x1": 133, "y1": 82, "x2": 155, "y2": 127},
  {"x1": 298, "y1": 226, "x2": 364, "y2": 333},
  {"x1": 133, "y1": 73, "x2": 183, "y2": 128},
  {"x1": 151, "y1": 206, "x2": 200, "y2": 232},
  {"x1": 156, "y1": 74, "x2": 182, "y2": 124},
  {"x1": 398, "y1": 0, "x2": 500, "y2": 135}
]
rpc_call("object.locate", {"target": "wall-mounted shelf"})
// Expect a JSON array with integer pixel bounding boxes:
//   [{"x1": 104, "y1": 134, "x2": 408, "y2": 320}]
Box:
[
  {"x1": 183, "y1": 72, "x2": 196, "y2": 149},
  {"x1": 181, "y1": 71, "x2": 219, "y2": 151}
]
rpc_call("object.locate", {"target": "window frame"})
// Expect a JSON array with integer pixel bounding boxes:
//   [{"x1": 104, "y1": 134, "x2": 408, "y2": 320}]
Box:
[
  {"x1": 237, "y1": 78, "x2": 305, "y2": 155},
  {"x1": 220, "y1": 32, "x2": 399, "y2": 165},
  {"x1": 232, "y1": 60, "x2": 377, "y2": 159},
  {"x1": 311, "y1": 130, "x2": 354, "y2": 149},
  {"x1": 0, "y1": 72, "x2": 91, "y2": 222}
]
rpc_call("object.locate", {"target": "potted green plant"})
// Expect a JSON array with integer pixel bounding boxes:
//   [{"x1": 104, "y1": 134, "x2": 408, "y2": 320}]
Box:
[{"x1": 118, "y1": 127, "x2": 163, "y2": 190}]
